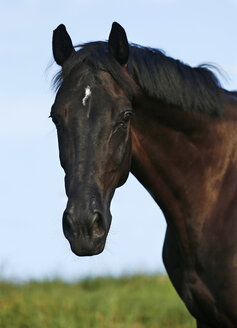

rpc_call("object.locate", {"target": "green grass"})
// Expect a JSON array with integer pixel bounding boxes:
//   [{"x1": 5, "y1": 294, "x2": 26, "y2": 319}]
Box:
[{"x1": 0, "y1": 275, "x2": 195, "y2": 328}]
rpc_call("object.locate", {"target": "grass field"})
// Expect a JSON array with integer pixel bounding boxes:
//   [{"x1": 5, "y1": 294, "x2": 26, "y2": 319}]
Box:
[{"x1": 0, "y1": 275, "x2": 195, "y2": 328}]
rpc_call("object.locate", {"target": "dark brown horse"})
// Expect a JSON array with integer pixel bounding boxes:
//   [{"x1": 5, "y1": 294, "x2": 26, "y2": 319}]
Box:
[{"x1": 51, "y1": 22, "x2": 237, "y2": 327}]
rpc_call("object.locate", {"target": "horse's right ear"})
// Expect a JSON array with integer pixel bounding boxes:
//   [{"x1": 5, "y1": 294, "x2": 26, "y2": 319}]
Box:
[
  {"x1": 108, "y1": 22, "x2": 129, "y2": 66},
  {"x1": 52, "y1": 24, "x2": 74, "y2": 66}
]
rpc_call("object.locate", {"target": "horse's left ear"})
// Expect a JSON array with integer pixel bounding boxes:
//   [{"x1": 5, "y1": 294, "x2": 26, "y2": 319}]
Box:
[
  {"x1": 52, "y1": 24, "x2": 74, "y2": 66},
  {"x1": 108, "y1": 22, "x2": 129, "y2": 66}
]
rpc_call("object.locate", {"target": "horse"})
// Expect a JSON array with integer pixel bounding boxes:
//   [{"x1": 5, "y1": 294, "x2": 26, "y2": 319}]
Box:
[{"x1": 51, "y1": 22, "x2": 237, "y2": 327}]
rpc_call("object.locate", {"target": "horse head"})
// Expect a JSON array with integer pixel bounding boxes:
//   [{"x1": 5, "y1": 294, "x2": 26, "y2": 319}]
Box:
[{"x1": 51, "y1": 23, "x2": 135, "y2": 256}]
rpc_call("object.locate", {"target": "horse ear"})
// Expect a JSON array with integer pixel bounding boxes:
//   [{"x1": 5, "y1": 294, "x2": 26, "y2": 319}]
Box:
[
  {"x1": 52, "y1": 24, "x2": 74, "y2": 66},
  {"x1": 108, "y1": 22, "x2": 129, "y2": 66}
]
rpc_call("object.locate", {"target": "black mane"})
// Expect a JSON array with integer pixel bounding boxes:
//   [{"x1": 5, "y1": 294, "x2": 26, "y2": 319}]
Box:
[{"x1": 53, "y1": 41, "x2": 224, "y2": 116}]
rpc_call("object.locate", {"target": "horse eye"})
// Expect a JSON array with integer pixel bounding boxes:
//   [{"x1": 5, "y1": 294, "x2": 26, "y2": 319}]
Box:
[
  {"x1": 52, "y1": 116, "x2": 58, "y2": 125},
  {"x1": 51, "y1": 115, "x2": 61, "y2": 129},
  {"x1": 122, "y1": 111, "x2": 133, "y2": 124}
]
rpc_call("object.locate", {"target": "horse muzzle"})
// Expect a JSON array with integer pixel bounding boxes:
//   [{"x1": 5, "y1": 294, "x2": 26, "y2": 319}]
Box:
[{"x1": 62, "y1": 209, "x2": 108, "y2": 256}]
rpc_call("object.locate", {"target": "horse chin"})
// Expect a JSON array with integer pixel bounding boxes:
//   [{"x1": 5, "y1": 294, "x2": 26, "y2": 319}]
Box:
[
  {"x1": 69, "y1": 241, "x2": 106, "y2": 257},
  {"x1": 65, "y1": 230, "x2": 107, "y2": 257}
]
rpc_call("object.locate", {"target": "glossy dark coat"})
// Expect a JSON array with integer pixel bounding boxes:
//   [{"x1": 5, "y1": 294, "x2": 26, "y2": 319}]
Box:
[{"x1": 51, "y1": 22, "x2": 237, "y2": 327}]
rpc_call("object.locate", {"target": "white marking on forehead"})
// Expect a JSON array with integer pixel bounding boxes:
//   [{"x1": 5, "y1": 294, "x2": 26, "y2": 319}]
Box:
[{"x1": 82, "y1": 86, "x2": 92, "y2": 106}]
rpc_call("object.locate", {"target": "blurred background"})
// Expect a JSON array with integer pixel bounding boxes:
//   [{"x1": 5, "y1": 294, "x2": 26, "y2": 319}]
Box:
[{"x1": 0, "y1": 0, "x2": 237, "y2": 282}]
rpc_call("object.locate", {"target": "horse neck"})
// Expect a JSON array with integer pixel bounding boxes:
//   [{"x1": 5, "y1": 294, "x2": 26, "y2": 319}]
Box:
[{"x1": 130, "y1": 94, "x2": 237, "y2": 245}]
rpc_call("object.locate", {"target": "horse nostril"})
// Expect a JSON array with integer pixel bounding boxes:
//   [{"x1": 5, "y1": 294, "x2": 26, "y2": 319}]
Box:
[
  {"x1": 91, "y1": 212, "x2": 105, "y2": 238},
  {"x1": 63, "y1": 209, "x2": 106, "y2": 242},
  {"x1": 63, "y1": 211, "x2": 76, "y2": 240}
]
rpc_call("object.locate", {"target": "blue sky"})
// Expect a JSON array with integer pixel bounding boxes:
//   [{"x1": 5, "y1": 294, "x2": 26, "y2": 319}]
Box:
[{"x1": 0, "y1": 0, "x2": 237, "y2": 281}]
